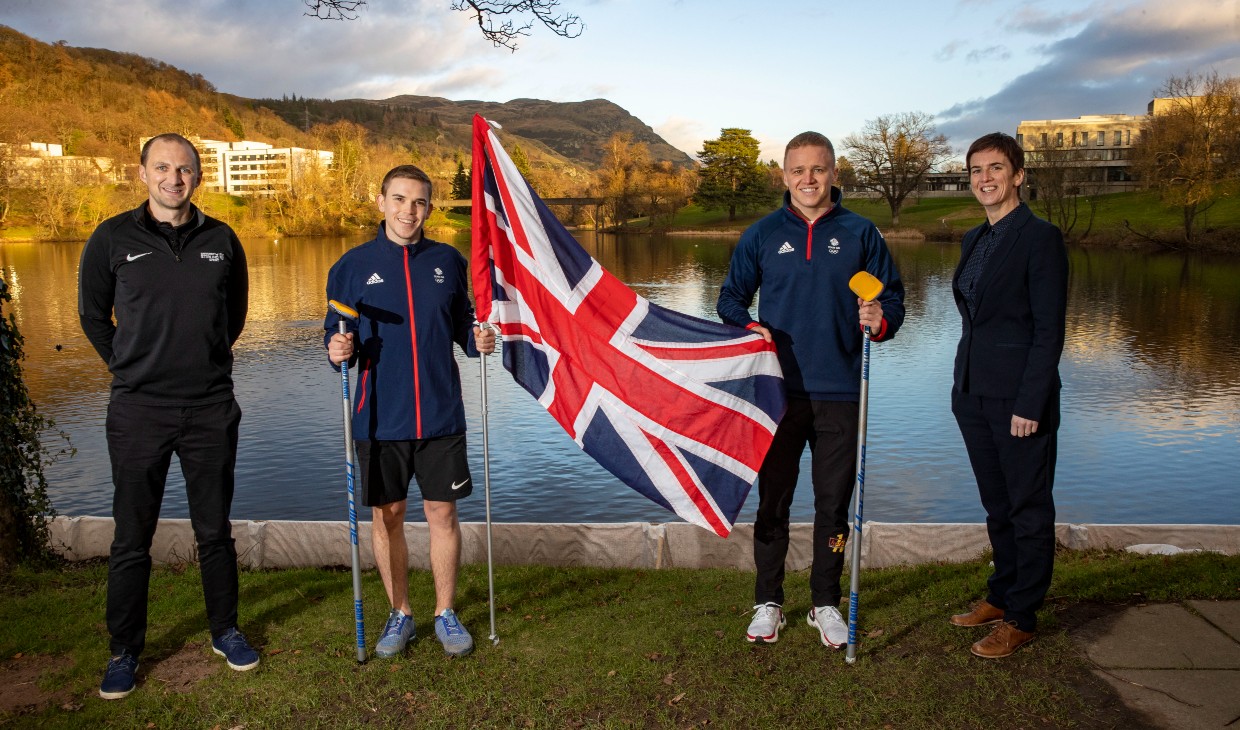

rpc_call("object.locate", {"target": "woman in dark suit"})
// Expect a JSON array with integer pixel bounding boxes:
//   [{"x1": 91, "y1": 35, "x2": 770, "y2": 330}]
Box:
[{"x1": 948, "y1": 132, "x2": 1068, "y2": 658}]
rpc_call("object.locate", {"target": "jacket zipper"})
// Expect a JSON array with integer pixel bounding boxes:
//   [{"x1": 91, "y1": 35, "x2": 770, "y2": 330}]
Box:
[{"x1": 404, "y1": 247, "x2": 422, "y2": 439}]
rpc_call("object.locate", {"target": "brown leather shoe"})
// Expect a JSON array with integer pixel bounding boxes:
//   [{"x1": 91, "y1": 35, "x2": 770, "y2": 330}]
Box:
[
  {"x1": 970, "y1": 621, "x2": 1035, "y2": 658},
  {"x1": 950, "y1": 599, "x2": 1004, "y2": 627}
]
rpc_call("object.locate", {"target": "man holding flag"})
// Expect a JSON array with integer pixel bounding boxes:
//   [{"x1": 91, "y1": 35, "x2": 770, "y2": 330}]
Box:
[
  {"x1": 717, "y1": 132, "x2": 905, "y2": 649},
  {"x1": 324, "y1": 165, "x2": 495, "y2": 659}
]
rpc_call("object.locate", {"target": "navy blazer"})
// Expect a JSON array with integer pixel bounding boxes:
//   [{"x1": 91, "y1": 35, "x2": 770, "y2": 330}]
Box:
[{"x1": 952, "y1": 203, "x2": 1068, "y2": 422}]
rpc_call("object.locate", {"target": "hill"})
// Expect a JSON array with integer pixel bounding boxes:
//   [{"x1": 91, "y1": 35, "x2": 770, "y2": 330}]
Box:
[
  {"x1": 0, "y1": 25, "x2": 690, "y2": 186},
  {"x1": 363, "y1": 95, "x2": 694, "y2": 167}
]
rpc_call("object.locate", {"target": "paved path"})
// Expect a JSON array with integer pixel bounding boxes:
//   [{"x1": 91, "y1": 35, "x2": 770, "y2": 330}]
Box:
[{"x1": 1073, "y1": 601, "x2": 1240, "y2": 729}]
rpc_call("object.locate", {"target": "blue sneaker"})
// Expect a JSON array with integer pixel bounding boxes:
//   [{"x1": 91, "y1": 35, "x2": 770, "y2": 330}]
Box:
[
  {"x1": 99, "y1": 653, "x2": 139, "y2": 700},
  {"x1": 212, "y1": 628, "x2": 260, "y2": 671},
  {"x1": 434, "y1": 608, "x2": 474, "y2": 657},
  {"x1": 374, "y1": 609, "x2": 415, "y2": 658}
]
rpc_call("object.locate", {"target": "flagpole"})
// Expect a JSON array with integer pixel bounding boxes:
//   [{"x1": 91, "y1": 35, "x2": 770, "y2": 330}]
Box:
[{"x1": 479, "y1": 322, "x2": 499, "y2": 646}]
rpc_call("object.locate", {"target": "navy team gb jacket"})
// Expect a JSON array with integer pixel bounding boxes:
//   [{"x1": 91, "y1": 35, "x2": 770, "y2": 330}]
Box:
[{"x1": 324, "y1": 224, "x2": 480, "y2": 441}]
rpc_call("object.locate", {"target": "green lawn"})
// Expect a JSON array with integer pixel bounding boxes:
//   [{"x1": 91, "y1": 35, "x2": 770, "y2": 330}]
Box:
[
  {"x1": 668, "y1": 190, "x2": 1240, "y2": 247},
  {"x1": 2, "y1": 550, "x2": 1236, "y2": 728}
]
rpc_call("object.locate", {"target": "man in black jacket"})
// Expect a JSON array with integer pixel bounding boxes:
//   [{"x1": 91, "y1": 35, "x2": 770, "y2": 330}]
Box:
[
  {"x1": 948, "y1": 132, "x2": 1068, "y2": 658},
  {"x1": 79, "y1": 133, "x2": 257, "y2": 699}
]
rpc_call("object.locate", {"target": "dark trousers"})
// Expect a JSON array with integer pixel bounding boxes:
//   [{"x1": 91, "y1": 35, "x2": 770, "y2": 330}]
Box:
[
  {"x1": 105, "y1": 399, "x2": 242, "y2": 657},
  {"x1": 754, "y1": 398, "x2": 858, "y2": 608},
  {"x1": 952, "y1": 389, "x2": 1058, "y2": 632}
]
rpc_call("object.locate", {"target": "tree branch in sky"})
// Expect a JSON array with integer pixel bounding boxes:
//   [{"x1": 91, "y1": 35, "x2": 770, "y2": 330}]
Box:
[{"x1": 303, "y1": 1, "x2": 584, "y2": 50}]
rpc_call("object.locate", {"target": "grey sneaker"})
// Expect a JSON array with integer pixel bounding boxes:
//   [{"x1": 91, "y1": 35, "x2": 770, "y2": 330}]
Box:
[
  {"x1": 808, "y1": 605, "x2": 847, "y2": 649},
  {"x1": 433, "y1": 608, "x2": 474, "y2": 657},
  {"x1": 374, "y1": 609, "x2": 415, "y2": 658},
  {"x1": 746, "y1": 602, "x2": 786, "y2": 643}
]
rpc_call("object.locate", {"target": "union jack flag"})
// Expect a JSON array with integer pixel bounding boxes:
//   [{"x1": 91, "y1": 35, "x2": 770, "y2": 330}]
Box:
[{"x1": 470, "y1": 115, "x2": 785, "y2": 536}]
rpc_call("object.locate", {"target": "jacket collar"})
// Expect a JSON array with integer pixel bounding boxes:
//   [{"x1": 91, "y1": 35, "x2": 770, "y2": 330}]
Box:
[
  {"x1": 128, "y1": 201, "x2": 204, "y2": 231},
  {"x1": 376, "y1": 222, "x2": 430, "y2": 252},
  {"x1": 782, "y1": 186, "x2": 844, "y2": 225}
]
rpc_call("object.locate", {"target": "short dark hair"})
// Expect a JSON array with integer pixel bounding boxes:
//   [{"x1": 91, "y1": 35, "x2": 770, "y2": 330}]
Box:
[
  {"x1": 140, "y1": 133, "x2": 201, "y2": 173},
  {"x1": 966, "y1": 132, "x2": 1024, "y2": 174},
  {"x1": 785, "y1": 131, "x2": 836, "y2": 165},
  {"x1": 381, "y1": 164, "x2": 433, "y2": 197}
]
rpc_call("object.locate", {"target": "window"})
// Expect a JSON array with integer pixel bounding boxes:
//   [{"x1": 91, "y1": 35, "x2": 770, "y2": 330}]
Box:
[
  {"x1": 1096, "y1": 131, "x2": 1105, "y2": 146},
  {"x1": 1016, "y1": 133, "x2": 1024, "y2": 146},
  {"x1": 1056, "y1": 132, "x2": 1063, "y2": 147},
  {"x1": 1114, "y1": 130, "x2": 1122, "y2": 146},
  {"x1": 1041, "y1": 132, "x2": 1049, "y2": 146}
]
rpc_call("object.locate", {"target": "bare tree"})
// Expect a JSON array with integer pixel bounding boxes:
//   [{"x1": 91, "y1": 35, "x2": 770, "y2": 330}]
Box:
[
  {"x1": 1025, "y1": 141, "x2": 1098, "y2": 242},
  {"x1": 304, "y1": 0, "x2": 584, "y2": 50},
  {"x1": 1131, "y1": 72, "x2": 1240, "y2": 246},
  {"x1": 843, "y1": 112, "x2": 952, "y2": 226}
]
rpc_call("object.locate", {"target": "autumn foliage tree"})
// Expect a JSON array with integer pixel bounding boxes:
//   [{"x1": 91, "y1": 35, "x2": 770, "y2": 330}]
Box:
[
  {"x1": 1132, "y1": 72, "x2": 1240, "y2": 246},
  {"x1": 843, "y1": 112, "x2": 952, "y2": 226},
  {"x1": 597, "y1": 133, "x2": 694, "y2": 228}
]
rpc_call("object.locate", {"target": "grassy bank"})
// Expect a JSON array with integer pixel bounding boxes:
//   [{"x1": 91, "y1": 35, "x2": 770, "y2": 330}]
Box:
[
  {"x1": 667, "y1": 192, "x2": 1240, "y2": 249},
  {"x1": 6, "y1": 190, "x2": 1238, "y2": 249},
  {"x1": 2, "y1": 550, "x2": 1237, "y2": 728}
]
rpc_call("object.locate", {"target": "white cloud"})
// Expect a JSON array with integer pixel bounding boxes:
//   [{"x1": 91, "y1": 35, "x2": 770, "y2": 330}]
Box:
[
  {"x1": 937, "y1": 0, "x2": 1240, "y2": 151},
  {"x1": 654, "y1": 116, "x2": 707, "y2": 159}
]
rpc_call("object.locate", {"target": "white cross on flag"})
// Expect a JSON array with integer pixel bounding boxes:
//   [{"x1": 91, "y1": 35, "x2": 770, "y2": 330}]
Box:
[{"x1": 470, "y1": 115, "x2": 786, "y2": 536}]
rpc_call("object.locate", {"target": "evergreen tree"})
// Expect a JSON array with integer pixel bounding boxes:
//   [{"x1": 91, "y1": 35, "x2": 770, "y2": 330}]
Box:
[
  {"x1": 510, "y1": 145, "x2": 533, "y2": 180},
  {"x1": 0, "y1": 277, "x2": 68, "y2": 570},
  {"x1": 450, "y1": 159, "x2": 472, "y2": 215},
  {"x1": 695, "y1": 129, "x2": 770, "y2": 221}
]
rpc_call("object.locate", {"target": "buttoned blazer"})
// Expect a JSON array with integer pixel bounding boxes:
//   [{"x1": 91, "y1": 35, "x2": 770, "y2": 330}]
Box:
[{"x1": 951, "y1": 203, "x2": 1068, "y2": 422}]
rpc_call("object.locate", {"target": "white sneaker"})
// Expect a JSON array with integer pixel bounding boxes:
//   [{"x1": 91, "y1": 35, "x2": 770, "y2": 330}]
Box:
[
  {"x1": 746, "y1": 602, "x2": 786, "y2": 643},
  {"x1": 808, "y1": 605, "x2": 848, "y2": 649}
]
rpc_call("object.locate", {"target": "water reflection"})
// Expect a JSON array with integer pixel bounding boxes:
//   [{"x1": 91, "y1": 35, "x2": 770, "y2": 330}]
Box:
[{"x1": 2, "y1": 230, "x2": 1237, "y2": 525}]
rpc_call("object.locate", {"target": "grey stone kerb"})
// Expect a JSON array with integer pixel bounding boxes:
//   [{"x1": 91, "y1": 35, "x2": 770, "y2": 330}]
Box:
[{"x1": 47, "y1": 517, "x2": 1239, "y2": 570}]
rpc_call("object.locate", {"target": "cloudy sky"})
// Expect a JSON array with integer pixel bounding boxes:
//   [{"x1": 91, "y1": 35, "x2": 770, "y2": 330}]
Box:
[{"x1": 1, "y1": 0, "x2": 1237, "y2": 162}]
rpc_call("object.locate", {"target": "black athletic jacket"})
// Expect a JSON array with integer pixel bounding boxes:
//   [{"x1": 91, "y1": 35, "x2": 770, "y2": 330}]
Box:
[{"x1": 78, "y1": 202, "x2": 249, "y2": 406}]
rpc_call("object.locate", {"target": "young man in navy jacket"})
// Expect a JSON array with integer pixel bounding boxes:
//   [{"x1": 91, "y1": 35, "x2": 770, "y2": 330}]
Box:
[
  {"x1": 325, "y1": 165, "x2": 495, "y2": 658},
  {"x1": 718, "y1": 132, "x2": 905, "y2": 650}
]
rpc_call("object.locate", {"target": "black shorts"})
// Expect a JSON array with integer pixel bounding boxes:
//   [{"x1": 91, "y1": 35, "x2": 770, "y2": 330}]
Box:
[{"x1": 355, "y1": 435, "x2": 473, "y2": 507}]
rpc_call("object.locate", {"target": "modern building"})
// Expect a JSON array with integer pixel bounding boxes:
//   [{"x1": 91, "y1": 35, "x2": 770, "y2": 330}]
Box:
[
  {"x1": 921, "y1": 165, "x2": 970, "y2": 195},
  {"x1": 0, "y1": 141, "x2": 123, "y2": 185},
  {"x1": 1015, "y1": 113, "x2": 1144, "y2": 196},
  {"x1": 143, "y1": 137, "x2": 334, "y2": 197}
]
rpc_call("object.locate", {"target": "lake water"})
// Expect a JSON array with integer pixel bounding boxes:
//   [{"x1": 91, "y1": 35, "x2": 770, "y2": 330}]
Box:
[{"x1": 2, "y1": 231, "x2": 1238, "y2": 526}]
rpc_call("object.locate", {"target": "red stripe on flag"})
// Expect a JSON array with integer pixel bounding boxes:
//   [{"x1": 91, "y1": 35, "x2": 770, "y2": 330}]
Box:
[
  {"x1": 643, "y1": 431, "x2": 729, "y2": 537},
  {"x1": 637, "y1": 339, "x2": 773, "y2": 360},
  {"x1": 490, "y1": 233, "x2": 773, "y2": 471}
]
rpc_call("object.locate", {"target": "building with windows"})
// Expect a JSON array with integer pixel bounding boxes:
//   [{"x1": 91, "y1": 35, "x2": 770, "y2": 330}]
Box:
[
  {"x1": 1015, "y1": 113, "x2": 1144, "y2": 196},
  {"x1": 142, "y1": 137, "x2": 334, "y2": 197},
  {"x1": 0, "y1": 141, "x2": 123, "y2": 185}
]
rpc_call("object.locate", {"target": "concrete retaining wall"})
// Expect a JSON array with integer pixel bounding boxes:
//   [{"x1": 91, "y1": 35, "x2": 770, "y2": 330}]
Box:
[{"x1": 48, "y1": 516, "x2": 1239, "y2": 571}]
